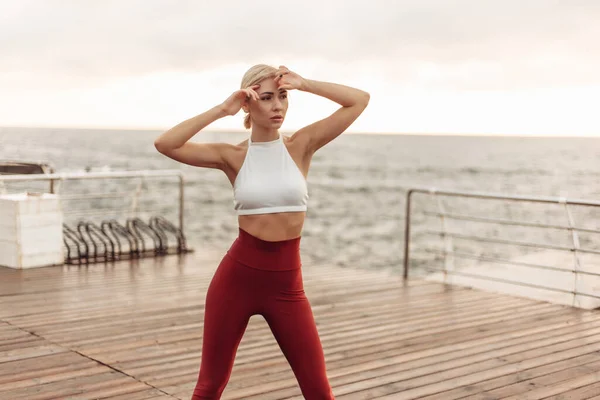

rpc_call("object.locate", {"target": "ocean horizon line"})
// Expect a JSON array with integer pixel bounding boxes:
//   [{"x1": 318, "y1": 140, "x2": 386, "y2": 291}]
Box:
[{"x1": 1, "y1": 125, "x2": 598, "y2": 138}]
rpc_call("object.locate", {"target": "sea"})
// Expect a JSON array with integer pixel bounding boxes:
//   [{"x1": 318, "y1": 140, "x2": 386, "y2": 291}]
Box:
[{"x1": 1, "y1": 127, "x2": 599, "y2": 275}]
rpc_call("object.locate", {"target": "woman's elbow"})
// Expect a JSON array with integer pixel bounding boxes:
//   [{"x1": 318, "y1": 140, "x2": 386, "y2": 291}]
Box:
[
  {"x1": 154, "y1": 137, "x2": 170, "y2": 154},
  {"x1": 358, "y1": 91, "x2": 370, "y2": 108}
]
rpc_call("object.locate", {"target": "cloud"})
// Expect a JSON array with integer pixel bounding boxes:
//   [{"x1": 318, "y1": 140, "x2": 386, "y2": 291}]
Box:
[{"x1": 1, "y1": 0, "x2": 599, "y2": 91}]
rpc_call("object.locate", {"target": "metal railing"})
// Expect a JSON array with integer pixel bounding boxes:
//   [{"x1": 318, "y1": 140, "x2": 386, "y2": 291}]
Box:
[
  {"x1": 0, "y1": 169, "x2": 185, "y2": 231},
  {"x1": 403, "y1": 187, "x2": 600, "y2": 302}
]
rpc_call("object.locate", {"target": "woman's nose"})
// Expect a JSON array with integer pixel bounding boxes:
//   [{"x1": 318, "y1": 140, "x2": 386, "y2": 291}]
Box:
[{"x1": 272, "y1": 98, "x2": 283, "y2": 110}]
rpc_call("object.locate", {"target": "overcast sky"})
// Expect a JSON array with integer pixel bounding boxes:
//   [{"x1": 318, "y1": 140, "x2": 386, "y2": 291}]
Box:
[{"x1": 1, "y1": 0, "x2": 599, "y2": 135}]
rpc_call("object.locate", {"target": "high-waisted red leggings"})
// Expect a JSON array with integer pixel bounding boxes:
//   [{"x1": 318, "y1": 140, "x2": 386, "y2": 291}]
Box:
[{"x1": 192, "y1": 228, "x2": 335, "y2": 400}]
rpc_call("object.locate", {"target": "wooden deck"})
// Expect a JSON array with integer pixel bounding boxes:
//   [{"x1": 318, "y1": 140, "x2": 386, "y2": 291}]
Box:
[{"x1": 1, "y1": 246, "x2": 600, "y2": 400}]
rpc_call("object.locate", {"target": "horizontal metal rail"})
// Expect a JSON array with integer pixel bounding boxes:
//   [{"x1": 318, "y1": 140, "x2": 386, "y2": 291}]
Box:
[
  {"x1": 0, "y1": 170, "x2": 185, "y2": 232},
  {"x1": 403, "y1": 187, "x2": 600, "y2": 306},
  {"x1": 415, "y1": 246, "x2": 600, "y2": 277},
  {"x1": 413, "y1": 260, "x2": 600, "y2": 300},
  {"x1": 420, "y1": 230, "x2": 600, "y2": 255},
  {"x1": 64, "y1": 208, "x2": 165, "y2": 218},
  {"x1": 406, "y1": 187, "x2": 600, "y2": 207},
  {"x1": 59, "y1": 192, "x2": 140, "y2": 200},
  {"x1": 422, "y1": 210, "x2": 600, "y2": 235},
  {"x1": 0, "y1": 169, "x2": 183, "y2": 182}
]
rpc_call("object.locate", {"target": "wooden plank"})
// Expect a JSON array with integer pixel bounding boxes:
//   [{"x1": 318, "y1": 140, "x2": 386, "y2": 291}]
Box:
[
  {"x1": 0, "y1": 352, "x2": 88, "y2": 378},
  {"x1": 0, "y1": 344, "x2": 67, "y2": 363},
  {"x1": 501, "y1": 369, "x2": 600, "y2": 400},
  {"x1": 559, "y1": 382, "x2": 600, "y2": 400},
  {"x1": 451, "y1": 359, "x2": 600, "y2": 399},
  {"x1": 0, "y1": 324, "x2": 157, "y2": 400},
  {"x1": 330, "y1": 334, "x2": 600, "y2": 399},
  {"x1": 7, "y1": 372, "x2": 144, "y2": 400},
  {"x1": 415, "y1": 353, "x2": 600, "y2": 399},
  {"x1": 91, "y1": 389, "x2": 176, "y2": 400},
  {"x1": 102, "y1": 389, "x2": 179, "y2": 400}
]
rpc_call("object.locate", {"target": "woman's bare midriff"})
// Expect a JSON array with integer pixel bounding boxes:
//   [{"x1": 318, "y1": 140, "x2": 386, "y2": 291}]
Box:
[
  {"x1": 225, "y1": 135, "x2": 311, "y2": 242},
  {"x1": 238, "y1": 212, "x2": 306, "y2": 241}
]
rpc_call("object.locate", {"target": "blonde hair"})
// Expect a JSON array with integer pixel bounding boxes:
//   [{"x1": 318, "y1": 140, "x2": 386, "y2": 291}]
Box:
[{"x1": 240, "y1": 64, "x2": 278, "y2": 129}]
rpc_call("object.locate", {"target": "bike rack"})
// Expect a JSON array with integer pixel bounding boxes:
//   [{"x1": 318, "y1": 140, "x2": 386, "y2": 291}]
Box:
[{"x1": 63, "y1": 216, "x2": 190, "y2": 265}]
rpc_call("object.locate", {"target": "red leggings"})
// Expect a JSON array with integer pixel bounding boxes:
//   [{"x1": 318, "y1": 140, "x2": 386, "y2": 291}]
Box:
[{"x1": 192, "y1": 228, "x2": 335, "y2": 399}]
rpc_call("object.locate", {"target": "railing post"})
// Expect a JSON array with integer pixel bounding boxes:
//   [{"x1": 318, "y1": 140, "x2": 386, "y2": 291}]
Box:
[
  {"x1": 403, "y1": 189, "x2": 414, "y2": 280},
  {"x1": 435, "y1": 192, "x2": 454, "y2": 282},
  {"x1": 131, "y1": 178, "x2": 143, "y2": 216},
  {"x1": 562, "y1": 199, "x2": 582, "y2": 307},
  {"x1": 49, "y1": 167, "x2": 56, "y2": 194},
  {"x1": 179, "y1": 174, "x2": 185, "y2": 233}
]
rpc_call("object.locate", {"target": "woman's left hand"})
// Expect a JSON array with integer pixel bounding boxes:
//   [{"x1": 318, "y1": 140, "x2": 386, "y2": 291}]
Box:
[{"x1": 274, "y1": 66, "x2": 307, "y2": 91}]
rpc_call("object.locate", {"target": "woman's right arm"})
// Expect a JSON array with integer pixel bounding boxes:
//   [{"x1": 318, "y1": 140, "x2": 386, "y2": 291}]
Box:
[
  {"x1": 154, "y1": 105, "x2": 231, "y2": 169},
  {"x1": 154, "y1": 85, "x2": 260, "y2": 170}
]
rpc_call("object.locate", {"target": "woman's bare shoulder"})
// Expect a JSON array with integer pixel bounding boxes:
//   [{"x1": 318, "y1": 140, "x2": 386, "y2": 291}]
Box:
[
  {"x1": 221, "y1": 140, "x2": 248, "y2": 169},
  {"x1": 234, "y1": 138, "x2": 249, "y2": 148}
]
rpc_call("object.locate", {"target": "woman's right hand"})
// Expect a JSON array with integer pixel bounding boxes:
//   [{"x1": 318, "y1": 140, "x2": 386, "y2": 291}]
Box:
[{"x1": 220, "y1": 85, "x2": 261, "y2": 116}]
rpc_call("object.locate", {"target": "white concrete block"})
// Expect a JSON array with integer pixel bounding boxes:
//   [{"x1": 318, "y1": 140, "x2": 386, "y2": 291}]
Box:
[
  {"x1": 20, "y1": 252, "x2": 64, "y2": 269},
  {"x1": 0, "y1": 222, "x2": 18, "y2": 242},
  {"x1": 0, "y1": 200, "x2": 18, "y2": 221},
  {"x1": 0, "y1": 193, "x2": 64, "y2": 269},
  {"x1": 21, "y1": 226, "x2": 64, "y2": 254},
  {"x1": 20, "y1": 212, "x2": 64, "y2": 228},
  {"x1": 0, "y1": 242, "x2": 19, "y2": 268}
]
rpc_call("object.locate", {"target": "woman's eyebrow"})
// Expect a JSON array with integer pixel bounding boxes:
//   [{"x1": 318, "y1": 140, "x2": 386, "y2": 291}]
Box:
[{"x1": 260, "y1": 90, "x2": 287, "y2": 95}]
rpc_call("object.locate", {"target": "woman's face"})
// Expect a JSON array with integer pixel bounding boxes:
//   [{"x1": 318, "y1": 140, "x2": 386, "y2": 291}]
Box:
[{"x1": 247, "y1": 78, "x2": 288, "y2": 129}]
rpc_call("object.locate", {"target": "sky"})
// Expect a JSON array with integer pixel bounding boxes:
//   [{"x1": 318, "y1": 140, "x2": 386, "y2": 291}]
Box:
[{"x1": 1, "y1": 0, "x2": 599, "y2": 136}]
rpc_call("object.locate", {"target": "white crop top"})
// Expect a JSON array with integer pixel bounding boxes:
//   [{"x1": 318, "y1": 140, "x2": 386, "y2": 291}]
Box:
[{"x1": 233, "y1": 134, "x2": 309, "y2": 215}]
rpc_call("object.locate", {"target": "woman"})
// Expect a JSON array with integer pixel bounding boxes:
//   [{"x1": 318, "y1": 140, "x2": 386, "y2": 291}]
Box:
[{"x1": 154, "y1": 64, "x2": 369, "y2": 399}]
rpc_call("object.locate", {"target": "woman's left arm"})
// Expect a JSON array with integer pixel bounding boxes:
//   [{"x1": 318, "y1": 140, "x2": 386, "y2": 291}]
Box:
[{"x1": 276, "y1": 66, "x2": 370, "y2": 154}]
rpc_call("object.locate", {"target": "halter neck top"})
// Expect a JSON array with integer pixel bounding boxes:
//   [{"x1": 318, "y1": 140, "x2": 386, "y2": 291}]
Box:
[{"x1": 233, "y1": 134, "x2": 309, "y2": 215}]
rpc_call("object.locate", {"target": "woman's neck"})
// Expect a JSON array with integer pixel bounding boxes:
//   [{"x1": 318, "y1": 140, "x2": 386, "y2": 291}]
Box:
[{"x1": 250, "y1": 127, "x2": 280, "y2": 143}]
